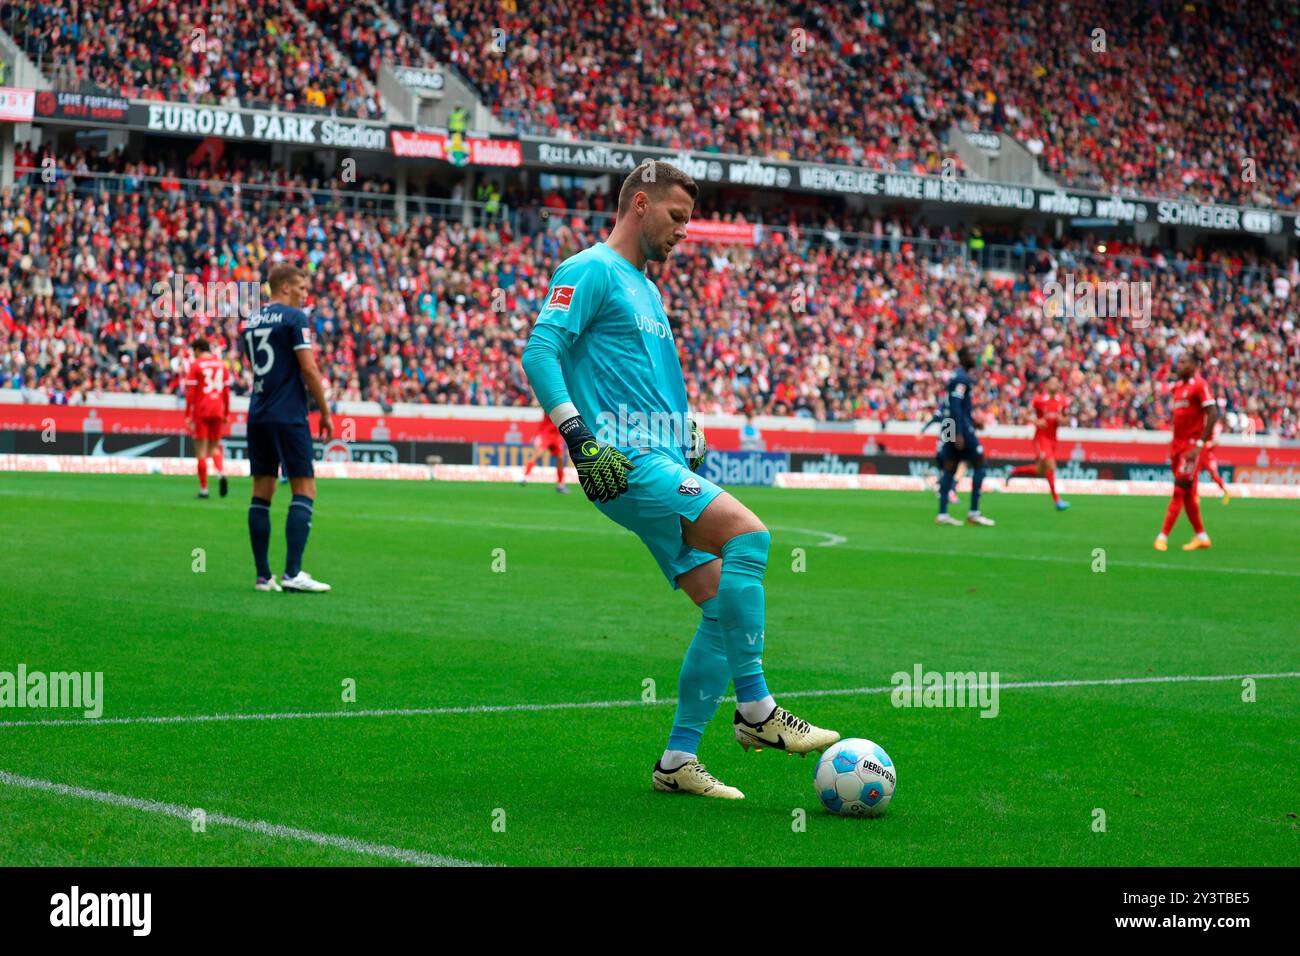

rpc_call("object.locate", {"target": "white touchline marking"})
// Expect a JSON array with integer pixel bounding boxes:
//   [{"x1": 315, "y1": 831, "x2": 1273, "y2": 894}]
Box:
[
  {"x1": 0, "y1": 699, "x2": 652, "y2": 728},
  {"x1": 0, "y1": 770, "x2": 485, "y2": 867},
  {"x1": 769, "y1": 525, "x2": 847, "y2": 547},
  {"x1": 1, "y1": 672, "x2": 1296, "y2": 730},
  {"x1": 781, "y1": 671, "x2": 1300, "y2": 698}
]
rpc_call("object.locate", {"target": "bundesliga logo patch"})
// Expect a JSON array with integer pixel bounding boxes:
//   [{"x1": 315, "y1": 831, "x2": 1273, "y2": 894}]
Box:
[
  {"x1": 546, "y1": 285, "x2": 575, "y2": 311},
  {"x1": 678, "y1": 476, "x2": 701, "y2": 496}
]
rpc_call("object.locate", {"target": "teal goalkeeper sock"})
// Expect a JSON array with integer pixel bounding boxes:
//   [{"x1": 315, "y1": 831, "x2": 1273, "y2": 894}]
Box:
[
  {"x1": 666, "y1": 597, "x2": 731, "y2": 755},
  {"x1": 716, "y1": 530, "x2": 771, "y2": 703}
]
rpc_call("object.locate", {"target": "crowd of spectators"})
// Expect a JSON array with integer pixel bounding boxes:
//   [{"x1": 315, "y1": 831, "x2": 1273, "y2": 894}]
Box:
[
  {"x1": 387, "y1": 0, "x2": 1299, "y2": 206},
  {"x1": 888, "y1": 0, "x2": 1300, "y2": 207},
  {"x1": 392, "y1": 0, "x2": 956, "y2": 175},
  {"x1": 5, "y1": 0, "x2": 1297, "y2": 204},
  {"x1": 2, "y1": 150, "x2": 1296, "y2": 437},
  {"x1": 4, "y1": 0, "x2": 385, "y2": 118}
]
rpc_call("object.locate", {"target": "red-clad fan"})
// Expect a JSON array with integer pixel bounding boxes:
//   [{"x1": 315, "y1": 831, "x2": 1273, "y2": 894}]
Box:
[
  {"x1": 1006, "y1": 372, "x2": 1070, "y2": 510},
  {"x1": 519, "y1": 414, "x2": 569, "y2": 493},
  {"x1": 183, "y1": 338, "x2": 230, "y2": 498},
  {"x1": 1155, "y1": 350, "x2": 1218, "y2": 551}
]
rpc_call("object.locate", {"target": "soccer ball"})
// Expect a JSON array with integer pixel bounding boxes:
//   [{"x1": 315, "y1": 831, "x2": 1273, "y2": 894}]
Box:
[{"x1": 814, "y1": 738, "x2": 896, "y2": 817}]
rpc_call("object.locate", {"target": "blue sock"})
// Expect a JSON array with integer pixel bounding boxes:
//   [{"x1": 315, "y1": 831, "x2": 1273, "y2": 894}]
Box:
[
  {"x1": 716, "y1": 530, "x2": 771, "y2": 703},
  {"x1": 666, "y1": 597, "x2": 730, "y2": 755},
  {"x1": 971, "y1": 466, "x2": 985, "y2": 512},
  {"x1": 938, "y1": 470, "x2": 955, "y2": 514},
  {"x1": 284, "y1": 494, "x2": 314, "y2": 578},
  {"x1": 248, "y1": 497, "x2": 272, "y2": 579}
]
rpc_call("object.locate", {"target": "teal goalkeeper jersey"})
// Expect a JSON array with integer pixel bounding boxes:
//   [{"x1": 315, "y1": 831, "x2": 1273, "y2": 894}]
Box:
[{"x1": 530, "y1": 241, "x2": 690, "y2": 461}]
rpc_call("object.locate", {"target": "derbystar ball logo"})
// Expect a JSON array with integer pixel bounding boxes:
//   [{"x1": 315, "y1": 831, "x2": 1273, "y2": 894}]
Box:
[{"x1": 547, "y1": 286, "x2": 575, "y2": 311}]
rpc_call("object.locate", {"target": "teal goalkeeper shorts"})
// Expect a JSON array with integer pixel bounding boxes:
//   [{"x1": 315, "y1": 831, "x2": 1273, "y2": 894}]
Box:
[{"x1": 595, "y1": 448, "x2": 725, "y2": 588}]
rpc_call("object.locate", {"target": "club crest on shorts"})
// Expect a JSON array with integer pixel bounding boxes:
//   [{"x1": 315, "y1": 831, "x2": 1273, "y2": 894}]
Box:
[{"x1": 678, "y1": 476, "x2": 701, "y2": 496}]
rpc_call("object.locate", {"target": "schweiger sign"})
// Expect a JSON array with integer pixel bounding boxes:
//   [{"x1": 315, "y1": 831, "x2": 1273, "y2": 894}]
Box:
[{"x1": 520, "y1": 135, "x2": 1298, "y2": 238}]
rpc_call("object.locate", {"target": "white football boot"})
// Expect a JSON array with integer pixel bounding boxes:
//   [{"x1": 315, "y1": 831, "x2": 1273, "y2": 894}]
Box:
[
  {"x1": 652, "y1": 759, "x2": 744, "y2": 799},
  {"x1": 734, "y1": 705, "x2": 840, "y2": 756},
  {"x1": 281, "y1": 571, "x2": 331, "y2": 593},
  {"x1": 966, "y1": 513, "x2": 996, "y2": 526},
  {"x1": 254, "y1": 576, "x2": 283, "y2": 592},
  {"x1": 935, "y1": 513, "x2": 963, "y2": 526}
]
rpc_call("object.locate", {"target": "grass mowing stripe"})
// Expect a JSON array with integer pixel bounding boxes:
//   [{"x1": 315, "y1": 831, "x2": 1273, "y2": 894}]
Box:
[
  {"x1": 0, "y1": 770, "x2": 484, "y2": 867},
  {"x1": 320, "y1": 509, "x2": 1300, "y2": 577},
  {"x1": 3, "y1": 671, "x2": 1296, "y2": 729},
  {"x1": 5, "y1": 477, "x2": 1287, "y2": 575},
  {"x1": 334, "y1": 511, "x2": 851, "y2": 547},
  {"x1": 838, "y1": 542, "x2": 1300, "y2": 577},
  {"x1": 3, "y1": 475, "x2": 1294, "y2": 866}
]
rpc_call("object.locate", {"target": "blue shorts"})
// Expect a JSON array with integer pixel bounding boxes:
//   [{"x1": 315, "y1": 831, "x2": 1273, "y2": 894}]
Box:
[
  {"x1": 247, "y1": 420, "x2": 315, "y2": 478},
  {"x1": 938, "y1": 437, "x2": 985, "y2": 468},
  {"x1": 595, "y1": 449, "x2": 724, "y2": 588}
]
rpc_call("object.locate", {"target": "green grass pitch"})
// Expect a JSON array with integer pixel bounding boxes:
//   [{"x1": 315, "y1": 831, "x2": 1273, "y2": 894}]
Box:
[{"x1": 0, "y1": 472, "x2": 1296, "y2": 866}]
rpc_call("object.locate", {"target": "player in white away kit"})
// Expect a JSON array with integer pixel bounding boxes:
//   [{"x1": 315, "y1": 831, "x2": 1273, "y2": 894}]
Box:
[{"x1": 521, "y1": 161, "x2": 839, "y2": 800}]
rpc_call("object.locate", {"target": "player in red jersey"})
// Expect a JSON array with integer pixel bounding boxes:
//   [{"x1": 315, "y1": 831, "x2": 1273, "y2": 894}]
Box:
[
  {"x1": 183, "y1": 338, "x2": 230, "y2": 498},
  {"x1": 1006, "y1": 373, "x2": 1070, "y2": 510},
  {"x1": 1199, "y1": 405, "x2": 1230, "y2": 504},
  {"x1": 1155, "y1": 350, "x2": 1218, "y2": 551},
  {"x1": 519, "y1": 414, "x2": 569, "y2": 492}
]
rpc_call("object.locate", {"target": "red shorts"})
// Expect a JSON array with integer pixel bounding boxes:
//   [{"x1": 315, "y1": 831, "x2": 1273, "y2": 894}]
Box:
[
  {"x1": 193, "y1": 416, "x2": 225, "y2": 441},
  {"x1": 1033, "y1": 435, "x2": 1056, "y2": 461},
  {"x1": 1171, "y1": 443, "x2": 1202, "y2": 481},
  {"x1": 534, "y1": 438, "x2": 563, "y2": 458}
]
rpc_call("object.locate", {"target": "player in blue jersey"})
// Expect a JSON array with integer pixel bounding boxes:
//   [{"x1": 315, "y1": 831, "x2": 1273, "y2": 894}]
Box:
[
  {"x1": 240, "y1": 265, "x2": 333, "y2": 592},
  {"x1": 521, "y1": 161, "x2": 839, "y2": 801},
  {"x1": 935, "y1": 345, "x2": 995, "y2": 527},
  {"x1": 922, "y1": 396, "x2": 961, "y2": 505}
]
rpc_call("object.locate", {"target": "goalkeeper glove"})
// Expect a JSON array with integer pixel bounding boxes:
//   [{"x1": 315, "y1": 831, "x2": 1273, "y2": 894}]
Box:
[
  {"x1": 558, "y1": 415, "x2": 635, "y2": 503},
  {"x1": 687, "y1": 416, "x2": 707, "y2": 472}
]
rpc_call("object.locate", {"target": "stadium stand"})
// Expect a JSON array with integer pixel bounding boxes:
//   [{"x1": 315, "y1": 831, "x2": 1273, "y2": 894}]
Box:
[
  {"x1": 4, "y1": 0, "x2": 385, "y2": 117},
  {"x1": 2, "y1": 146, "x2": 1296, "y2": 436}
]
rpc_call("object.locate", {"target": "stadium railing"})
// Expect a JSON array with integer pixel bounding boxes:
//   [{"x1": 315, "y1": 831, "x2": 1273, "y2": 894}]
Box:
[
  {"x1": 10, "y1": 168, "x2": 1280, "y2": 286},
  {"x1": 10, "y1": 167, "x2": 491, "y2": 224}
]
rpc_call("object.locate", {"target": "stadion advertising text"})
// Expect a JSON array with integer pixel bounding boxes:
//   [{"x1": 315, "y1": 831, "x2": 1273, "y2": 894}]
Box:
[
  {"x1": 4, "y1": 404, "x2": 1300, "y2": 487},
  {"x1": 11, "y1": 84, "x2": 1296, "y2": 239}
]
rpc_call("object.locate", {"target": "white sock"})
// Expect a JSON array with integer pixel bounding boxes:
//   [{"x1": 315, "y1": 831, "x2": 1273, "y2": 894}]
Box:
[
  {"x1": 737, "y1": 695, "x2": 776, "y2": 724},
  {"x1": 660, "y1": 749, "x2": 695, "y2": 771},
  {"x1": 1197, "y1": 532, "x2": 1210, "y2": 541},
  {"x1": 1156, "y1": 532, "x2": 1168, "y2": 541}
]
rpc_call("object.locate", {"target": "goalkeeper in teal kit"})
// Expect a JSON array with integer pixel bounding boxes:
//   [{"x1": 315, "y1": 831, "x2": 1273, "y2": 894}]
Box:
[{"x1": 521, "y1": 161, "x2": 839, "y2": 800}]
